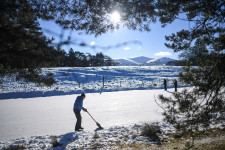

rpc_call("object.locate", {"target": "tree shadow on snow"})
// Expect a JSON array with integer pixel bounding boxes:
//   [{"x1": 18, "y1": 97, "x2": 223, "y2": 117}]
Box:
[
  {"x1": 166, "y1": 90, "x2": 181, "y2": 94},
  {"x1": 166, "y1": 90, "x2": 175, "y2": 94}
]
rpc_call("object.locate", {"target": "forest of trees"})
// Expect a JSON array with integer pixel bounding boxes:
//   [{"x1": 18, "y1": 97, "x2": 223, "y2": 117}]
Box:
[{"x1": 56, "y1": 47, "x2": 118, "y2": 67}]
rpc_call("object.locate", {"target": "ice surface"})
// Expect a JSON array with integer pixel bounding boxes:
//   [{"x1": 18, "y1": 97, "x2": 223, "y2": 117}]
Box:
[{"x1": 0, "y1": 88, "x2": 179, "y2": 141}]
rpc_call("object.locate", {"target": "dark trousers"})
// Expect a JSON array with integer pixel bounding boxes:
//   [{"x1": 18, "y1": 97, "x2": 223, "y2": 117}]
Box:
[
  {"x1": 164, "y1": 84, "x2": 167, "y2": 91},
  {"x1": 74, "y1": 109, "x2": 82, "y2": 130}
]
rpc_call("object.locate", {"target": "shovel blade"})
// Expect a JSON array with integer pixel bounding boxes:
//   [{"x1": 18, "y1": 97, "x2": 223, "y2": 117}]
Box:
[{"x1": 96, "y1": 122, "x2": 104, "y2": 129}]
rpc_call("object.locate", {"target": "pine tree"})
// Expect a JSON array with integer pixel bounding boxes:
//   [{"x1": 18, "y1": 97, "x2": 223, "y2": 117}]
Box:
[
  {"x1": 55, "y1": 45, "x2": 67, "y2": 67},
  {"x1": 0, "y1": 0, "x2": 61, "y2": 86},
  {"x1": 94, "y1": 53, "x2": 105, "y2": 66},
  {"x1": 156, "y1": 0, "x2": 225, "y2": 145}
]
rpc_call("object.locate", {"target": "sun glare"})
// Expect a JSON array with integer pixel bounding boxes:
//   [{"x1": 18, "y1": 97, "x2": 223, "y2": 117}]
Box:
[{"x1": 110, "y1": 11, "x2": 121, "y2": 24}]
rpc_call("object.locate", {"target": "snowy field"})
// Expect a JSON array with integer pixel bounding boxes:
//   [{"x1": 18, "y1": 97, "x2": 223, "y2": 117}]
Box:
[
  {"x1": 0, "y1": 66, "x2": 187, "y2": 149},
  {"x1": 0, "y1": 66, "x2": 185, "y2": 99}
]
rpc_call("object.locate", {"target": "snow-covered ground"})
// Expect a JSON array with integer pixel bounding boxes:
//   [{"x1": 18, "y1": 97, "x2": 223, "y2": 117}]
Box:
[
  {"x1": 0, "y1": 66, "x2": 185, "y2": 99},
  {"x1": 0, "y1": 66, "x2": 187, "y2": 149},
  {"x1": 0, "y1": 88, "x2": 179, "y2": 149},
  {"x1": 0, "y1": 123, "x2": 175, "y2": 150}
]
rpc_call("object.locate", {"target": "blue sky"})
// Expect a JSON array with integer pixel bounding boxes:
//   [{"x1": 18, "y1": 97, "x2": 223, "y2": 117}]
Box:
[{"x1": 39, "y1": 17, "x2": 189, "y2": 60}]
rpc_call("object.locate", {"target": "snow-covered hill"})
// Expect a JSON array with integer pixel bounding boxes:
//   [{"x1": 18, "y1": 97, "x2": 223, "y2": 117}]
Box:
[
  {"x1": 129, "y1": 56, "x2": 154, "y2": 64},
  {"x1": 147, "y1": 57, "x2": 175, "y2": 66},
  {"x1": 113, "y1": 58, "x2": 138, "y2": 66},
  {"x1": 113, "y1": 56, "x2": 175, "y2": 66}
]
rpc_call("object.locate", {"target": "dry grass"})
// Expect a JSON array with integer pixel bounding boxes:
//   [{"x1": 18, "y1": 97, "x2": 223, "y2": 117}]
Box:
[
  {"x1": 115, "y1": 128, "x2": 225, "y2": 150},
  {"x1": 114, "y1": 136, "x2": 225, "y2": 150},
  {"x1": 192, "y1": 135, "x2": 225, "y2": 150}
]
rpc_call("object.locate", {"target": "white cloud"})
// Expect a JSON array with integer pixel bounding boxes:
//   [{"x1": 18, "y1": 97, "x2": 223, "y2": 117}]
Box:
[
  {"x1": 90, "y1": 41, "x2": 95, "y2": 46},
  {"x1": 137, "y1": 46, "x2": 142, "y2": 50},
  {"x1": 155, "y1": 52, "x2": 172, "y2": 56},
  {"x1": 123, "y1": 47, "x2": 131, "y2": 50}
]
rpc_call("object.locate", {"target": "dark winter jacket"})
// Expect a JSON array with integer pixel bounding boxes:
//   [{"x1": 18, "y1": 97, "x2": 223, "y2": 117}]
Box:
[{"x1": 73, "y1": 96, "x2": 84, "y2": 111}]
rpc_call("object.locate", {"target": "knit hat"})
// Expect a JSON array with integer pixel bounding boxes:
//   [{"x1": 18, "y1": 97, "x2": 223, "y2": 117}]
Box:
[{"x1": 81, "y1": 93, "x2": 86, "y2": 97}]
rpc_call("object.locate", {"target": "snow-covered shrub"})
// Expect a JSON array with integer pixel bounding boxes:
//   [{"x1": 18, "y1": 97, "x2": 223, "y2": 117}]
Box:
[
  {"x1": 51, "y1": 136, "x2": 61, "y2": 148},
  {"x1": 93, "y1": 132, "x2": 100, "y2": 139},
  {"x1": 141, "y1": 123, "x2": 161, "y2": 143}
]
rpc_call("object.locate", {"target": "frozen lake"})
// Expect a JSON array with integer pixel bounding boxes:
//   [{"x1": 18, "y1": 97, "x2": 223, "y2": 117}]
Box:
[{"x1": 0, "y1": 88, "x2": 178, "y2": 141}]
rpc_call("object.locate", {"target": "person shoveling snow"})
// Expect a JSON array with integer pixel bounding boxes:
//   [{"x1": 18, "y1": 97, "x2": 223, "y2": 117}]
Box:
[
  {"x1": 73, "y1": 93, "x2": 103, "y2": 132},
  {"x1": 73, "y1": 93, "x2": 87, "y2": 132}
]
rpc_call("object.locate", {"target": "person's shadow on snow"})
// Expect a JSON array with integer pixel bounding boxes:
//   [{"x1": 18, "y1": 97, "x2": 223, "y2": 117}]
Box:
[{"x1": 52, "y1": 132, "x2": 79, "y2": 150}]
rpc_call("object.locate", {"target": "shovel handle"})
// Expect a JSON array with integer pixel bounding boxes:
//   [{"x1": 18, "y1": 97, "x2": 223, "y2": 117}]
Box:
[{"x1": 87, "y1": 111, "x2": 97, "y2": 123}]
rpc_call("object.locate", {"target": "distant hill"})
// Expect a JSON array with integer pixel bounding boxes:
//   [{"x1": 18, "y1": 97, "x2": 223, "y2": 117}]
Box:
[
  {"x1": 113, "y1": 56, "x2": 176, "y2": 66},
  {"x1": 113, "y1": 58, "x2": 138, "y2": 66},
  {"x1": 129, "y1": 56, "x2": 154, "y2": 64},
  {"x1": 146, "y1": 57, "x2": 175, "y2": 66}
]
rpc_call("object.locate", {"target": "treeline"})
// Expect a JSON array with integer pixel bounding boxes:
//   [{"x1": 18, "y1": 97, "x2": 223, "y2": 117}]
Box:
[
  {"x1": 56, "y1": 47, "x2": 118, "y2": 67},
  {"x1": 166, "y1": 60, "x2": 186, "y2": 66}
]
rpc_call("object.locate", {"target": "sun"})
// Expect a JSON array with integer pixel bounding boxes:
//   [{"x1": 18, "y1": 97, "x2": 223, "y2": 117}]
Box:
[{"x1": 110, "y1": 11, "x2": 121, "y2": 24}]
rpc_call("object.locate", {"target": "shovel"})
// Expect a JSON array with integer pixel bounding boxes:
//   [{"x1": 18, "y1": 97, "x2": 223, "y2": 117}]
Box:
[{"x1": 87, "y1": 111, "x2": 104, "y2": 129}]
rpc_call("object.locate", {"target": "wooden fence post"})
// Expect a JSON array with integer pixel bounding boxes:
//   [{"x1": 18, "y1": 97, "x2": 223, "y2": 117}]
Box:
[{"x1": 0, "y1": 79, "x2": 3, "y2": 91}]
